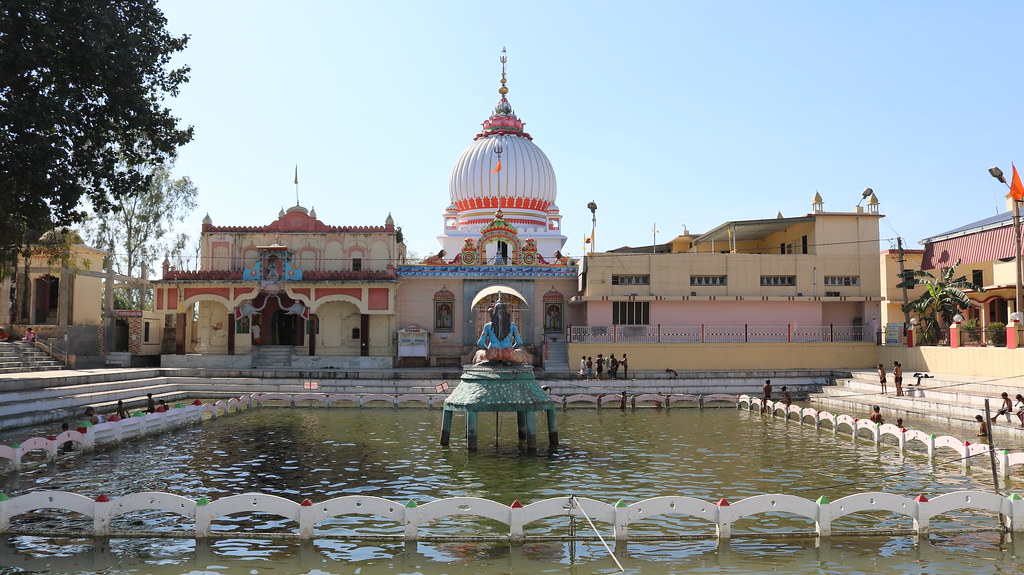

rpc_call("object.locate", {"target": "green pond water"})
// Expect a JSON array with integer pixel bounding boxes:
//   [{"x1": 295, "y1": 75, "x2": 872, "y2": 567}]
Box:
[{"x1": 0, "y1": 405, "x2": 1021, "y2": 574}]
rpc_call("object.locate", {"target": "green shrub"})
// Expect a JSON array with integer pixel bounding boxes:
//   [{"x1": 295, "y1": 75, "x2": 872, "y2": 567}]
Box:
[
  {"x1": 986, "y1": 322, "x2": 1007, "y2": 346},
  {"x1": 961, "y1": 318, "x2": 981, "y2": 343}
]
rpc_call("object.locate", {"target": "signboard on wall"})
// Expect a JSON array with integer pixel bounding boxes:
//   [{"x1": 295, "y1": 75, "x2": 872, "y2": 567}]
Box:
[{"x1": 114, "y1": 310, "x2": 144, "y2": 318}]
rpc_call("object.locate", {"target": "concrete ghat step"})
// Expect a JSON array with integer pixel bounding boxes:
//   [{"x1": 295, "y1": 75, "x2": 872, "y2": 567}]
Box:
[{"x1": 829, "y1": 378, "x2": 1010, "y2": 408}]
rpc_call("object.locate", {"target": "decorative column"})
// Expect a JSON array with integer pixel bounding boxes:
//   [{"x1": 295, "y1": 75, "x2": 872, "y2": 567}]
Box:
[
  {"x1": 949, "y1": 314, "x2": 962, "y2": 349},
  {"x1": 175, "y1": 312, "x2": 186, "y2": 355},
  {"x1": 1008, "y1": 312, "x2": 1022, "y2": 350},
  {"x1": 309, "y1": 313, "x2": 317, "y2": 356}
]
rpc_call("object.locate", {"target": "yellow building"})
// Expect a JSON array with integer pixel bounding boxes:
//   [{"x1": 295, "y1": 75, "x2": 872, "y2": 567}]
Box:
[
  {"x1": 569, "y1": 193, "x2": 884, "y2": 370},
  {"x1": 3, "y1": 228, "x2": 106, "y2": 364}
]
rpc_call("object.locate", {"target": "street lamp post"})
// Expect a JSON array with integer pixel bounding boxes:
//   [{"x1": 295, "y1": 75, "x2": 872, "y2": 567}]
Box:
[
  {"x1": 587, "y1": 200, "x2": 598, "y2": 255},
  {"x1": 988, "y1": 167, "x2": 1022, "y2": 321}
]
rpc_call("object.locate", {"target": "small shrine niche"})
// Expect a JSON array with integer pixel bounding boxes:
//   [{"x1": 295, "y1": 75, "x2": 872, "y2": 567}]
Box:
[{"x1": 242, "y1": 245, "x2": 303, "y2": 293}]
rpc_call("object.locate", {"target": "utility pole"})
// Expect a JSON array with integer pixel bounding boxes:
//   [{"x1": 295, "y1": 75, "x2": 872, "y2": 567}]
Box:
[{"x1": 897, "y1": 237, "x2": 911, "y2": 330}]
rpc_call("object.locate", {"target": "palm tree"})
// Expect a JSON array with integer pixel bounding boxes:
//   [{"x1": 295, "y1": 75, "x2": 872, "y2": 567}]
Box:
[{"x1": 902, "y1": 259, "x2": 983, "y2": 344}]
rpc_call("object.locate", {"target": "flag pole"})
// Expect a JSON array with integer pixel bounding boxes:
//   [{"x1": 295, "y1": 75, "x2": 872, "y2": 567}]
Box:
[{"x1": 294, "y1": 164, "x2": 299, "y2": 207}]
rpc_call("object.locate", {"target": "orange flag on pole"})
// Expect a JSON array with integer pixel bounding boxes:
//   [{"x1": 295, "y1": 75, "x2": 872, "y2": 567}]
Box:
[
  {"x1": 1011, "y1": 163, "x2": 1024, "y2": 201},
  {"x1": 492, "y1": 160, "x2": 502, "y2": 174}
]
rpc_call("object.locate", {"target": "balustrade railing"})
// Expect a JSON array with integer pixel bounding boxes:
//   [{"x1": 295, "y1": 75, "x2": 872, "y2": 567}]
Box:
[{"x1": 569, "y1": 325, "x2": 872, "y2": 344}]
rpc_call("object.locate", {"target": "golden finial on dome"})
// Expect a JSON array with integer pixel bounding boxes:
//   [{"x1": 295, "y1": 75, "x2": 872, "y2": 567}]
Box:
[{"x1": 498, "y1": 47, "x2": 508, "y2": 96}]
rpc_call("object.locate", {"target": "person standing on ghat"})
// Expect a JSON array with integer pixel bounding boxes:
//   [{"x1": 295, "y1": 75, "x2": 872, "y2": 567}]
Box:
[
  {"x1": 877, "y1": 363, "x2": 887, "y2": 394},
  {"x1": 620, "y1": 354, "x2": 628, "y2": 379},
  {"x1": 893, "y1": 361, "x2": 904, "y2": 396}
]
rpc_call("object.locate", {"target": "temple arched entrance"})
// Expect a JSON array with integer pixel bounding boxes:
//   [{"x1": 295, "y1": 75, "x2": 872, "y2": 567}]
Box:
[{"x1": 252, "y1": 292, "x2": 305, "y2": 347}]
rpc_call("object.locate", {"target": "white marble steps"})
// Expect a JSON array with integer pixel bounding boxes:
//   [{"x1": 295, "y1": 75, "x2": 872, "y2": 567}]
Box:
[{"x1": 811, "y1": 370, "x2": 1020, "y2": 428}]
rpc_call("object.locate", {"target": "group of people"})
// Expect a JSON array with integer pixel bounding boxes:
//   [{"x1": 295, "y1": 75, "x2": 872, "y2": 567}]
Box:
[
  {"x1": 0, "y1": 326, "x2": 35, "y2": 343},
  {"x1": 866, "y1": 405, "x2": 904, "y2": 429},
  {"x1": 991, "y1": 391, "x2": 1024, "y2": 427},
  {"x1": 81, "y1": 394, "x2": 170, "y2": 425},
  {"x1": 579, "y1": 353, "x2": 628, "y2": 380},
  {"x1": 876, "y1": 361, "x2": 905, "y2": 395},
  {"x1": 760, "y1": 379, "x2": 792, "y2": 412}
]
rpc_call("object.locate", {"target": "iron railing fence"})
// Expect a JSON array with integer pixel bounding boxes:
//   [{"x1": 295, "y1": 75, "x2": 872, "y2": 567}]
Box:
[{"x1": 568, "y1": 324, "x2": 873, "y2": 344}]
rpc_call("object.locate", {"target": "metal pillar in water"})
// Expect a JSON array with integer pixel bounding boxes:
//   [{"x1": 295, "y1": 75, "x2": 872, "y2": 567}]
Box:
[
  {"x1": 439, "y1": 410, "x2": 453, "y2": 446},
  {"x1": 467, "y1": 411, "x2": 479, "y2": 451}
]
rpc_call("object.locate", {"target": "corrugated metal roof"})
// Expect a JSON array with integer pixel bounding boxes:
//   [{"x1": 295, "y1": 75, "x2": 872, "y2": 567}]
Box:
[
  {"x1": 921, "y1": 226, "x2": 1016, "y2": 269},
  {"x1": 920, "y1": 211, "x2": 1013, "y2": 244}
]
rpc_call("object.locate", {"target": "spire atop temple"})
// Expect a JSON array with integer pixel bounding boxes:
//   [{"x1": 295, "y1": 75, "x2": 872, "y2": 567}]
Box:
[{"x1": 499, "y1": 47, "x2": 508, "y2": 97}]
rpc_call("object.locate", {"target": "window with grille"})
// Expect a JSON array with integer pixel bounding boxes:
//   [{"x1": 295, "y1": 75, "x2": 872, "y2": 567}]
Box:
[
  {"x1": 612, "y1": 301, "x2": 649, "y2": 325},
  {"x1": 612, "y1": 275, "x2": 650, "y2": 285},
  {"x1": 824, "y1": 276, "x2": 859, "y2": 286},
  {"x1": 760, "y1": 275, "x2": 796, "y2": 286},
  {"x1": 690, "y1": 275, "x2": 727, "y2": 286}
]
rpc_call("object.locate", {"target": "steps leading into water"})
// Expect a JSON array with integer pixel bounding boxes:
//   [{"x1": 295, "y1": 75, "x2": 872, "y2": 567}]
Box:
[{"x1": 810, "y1": 369, "x2": 1021, "y2": 430}]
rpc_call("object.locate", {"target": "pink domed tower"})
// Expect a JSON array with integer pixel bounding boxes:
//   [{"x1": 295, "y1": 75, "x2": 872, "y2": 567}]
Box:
[{"x1": 441, "y1": 49, "x2": 566, "y2": 262}]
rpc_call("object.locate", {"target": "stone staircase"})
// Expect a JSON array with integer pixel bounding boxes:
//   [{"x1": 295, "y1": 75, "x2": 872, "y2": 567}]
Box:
[
  {"x1": 0, "y1": 342, "x2": 64, "y2": 374},
  {"x1": 544, "y1": 339, "x2": 569, "y2": 371},
  {"x1": 250, "y1": 346, "x2": 294, "y2": 368},
  {"x1": 810, "y1": 369, "x2": 1021, "y2": 430}
]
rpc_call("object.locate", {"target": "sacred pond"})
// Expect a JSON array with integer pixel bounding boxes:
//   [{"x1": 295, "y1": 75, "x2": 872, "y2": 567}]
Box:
[{"x1": 0, "y1": 405, "x2": 1020, "y2": 574}]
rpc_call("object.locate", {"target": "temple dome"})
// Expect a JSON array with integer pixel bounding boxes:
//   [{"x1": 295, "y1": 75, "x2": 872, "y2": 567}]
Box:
[{"x1": 448, "y1": 98, "x2": 557, "y2": 219}]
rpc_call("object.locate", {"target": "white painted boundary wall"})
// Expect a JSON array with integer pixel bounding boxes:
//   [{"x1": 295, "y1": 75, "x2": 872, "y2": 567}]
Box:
[
  {"x1": 0, "y1": 397, "x2": 251, "y2": 471},
  {"x1": 738, "y1": 395, "x2": 1024, "y2": 477},
  {"x1": 0, "y1": 490, "x2": 1020, "y2": 540}
]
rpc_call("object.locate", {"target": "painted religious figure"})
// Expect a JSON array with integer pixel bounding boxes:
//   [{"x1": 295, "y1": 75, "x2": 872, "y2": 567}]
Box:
[
  {"x1": 545, "y1": 303, "x2": 562, "y2": 332},
  {"x1": 435, "y1": 302, "x2": 453, "y2": 331},
  {"x1": 473, "y1": 296, "x2": 530, "y2": 364}
]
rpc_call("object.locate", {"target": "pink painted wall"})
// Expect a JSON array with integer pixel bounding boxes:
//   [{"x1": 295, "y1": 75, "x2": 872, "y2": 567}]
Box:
[{"x1": 584, "y1": 301, "x2": 863, "y2": 326}]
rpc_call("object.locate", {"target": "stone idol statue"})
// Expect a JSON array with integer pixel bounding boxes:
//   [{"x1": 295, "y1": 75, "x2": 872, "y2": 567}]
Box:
[{"x1": 473, "y1": 295, "x2": 531, "y2": 365}]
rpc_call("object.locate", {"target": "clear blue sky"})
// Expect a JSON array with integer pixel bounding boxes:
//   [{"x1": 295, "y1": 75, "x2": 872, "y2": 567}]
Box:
[{"x1": 158, "y1": 0, "x2": 1024, "y2": 264}]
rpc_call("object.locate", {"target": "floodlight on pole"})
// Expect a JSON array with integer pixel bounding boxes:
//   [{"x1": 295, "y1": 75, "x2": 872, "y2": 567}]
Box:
[
  {"x1": 989, "y1": 166, "x2": 1022, "y2": 322},
  {"x1": 587, "y1": 200, "x2": 598, "y2": 255},
  {"x1": 856, "y1": 187, "x2": 874, "y2": 207}
]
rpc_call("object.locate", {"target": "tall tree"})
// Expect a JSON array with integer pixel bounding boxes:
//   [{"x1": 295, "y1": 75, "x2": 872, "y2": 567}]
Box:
[
  {"x1": 84, "y1": 164, "x2": 198, "y2": 308},
  {"x1": 902, "y1": 260, "x2": 983, "y2": 344},
  {"x1": 0, "y1": 0, "x2": 194, "y2": 279}
]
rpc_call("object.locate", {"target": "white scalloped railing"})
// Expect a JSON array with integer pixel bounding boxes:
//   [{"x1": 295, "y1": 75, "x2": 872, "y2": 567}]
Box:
[
  {"x1": 0, "y1": 490, "x2": 1018, "y2": 540},
  {"x1": 737, "y1": 395, "x2": 1024, "y2": 476}
]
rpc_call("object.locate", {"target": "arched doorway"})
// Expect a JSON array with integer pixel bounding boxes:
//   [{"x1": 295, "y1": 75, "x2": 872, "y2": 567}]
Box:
[
  {"x1": 472, "y1": 293, "x2": 526, "y2": 343},
  {"x1": 251, "y1": 293, "x2": 305, "y2": 347},
  {"x1": 33, "y1": 275, "x2": 59, "y2": 324}
]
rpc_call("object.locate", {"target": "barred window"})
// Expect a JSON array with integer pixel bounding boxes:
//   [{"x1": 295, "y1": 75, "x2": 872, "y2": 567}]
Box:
[
  {"x1": 760, "y1": 275, "x2": 796, "y2": 286},
  {"x1": 612, "y1": 301, "x2": 649, "y2": 325},
  {"x1": 824, "y1": 275, "x2": 858, "y2": 286},
  {"x1": 612, "y1": 275, "x2": 650, "y2": 285},
  {"x1": 690, "y1": 275, "x2": 727, "y2": 286}
]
